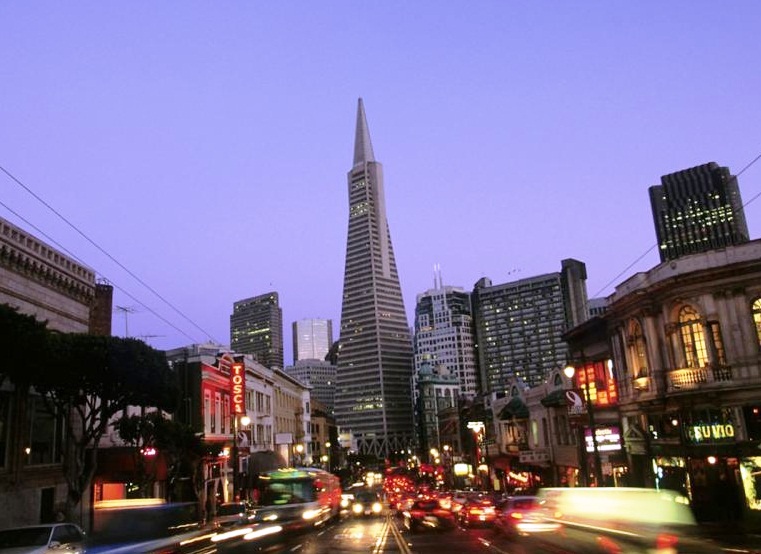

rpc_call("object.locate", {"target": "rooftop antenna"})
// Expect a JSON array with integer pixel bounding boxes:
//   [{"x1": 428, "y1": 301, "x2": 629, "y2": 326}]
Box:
[{"x1": 115, "y1": 305, "x2": 137, "y2": 337}]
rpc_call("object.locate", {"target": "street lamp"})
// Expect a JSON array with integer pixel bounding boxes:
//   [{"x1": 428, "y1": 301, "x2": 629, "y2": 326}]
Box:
[
  {"x1": 564, "y1": 363, "x2": 603, "y2": 486},
  {"x1": 325, "y1": 441, "x2": 331, "y2": 472},
  {"x1": 293, "y1": 443, "x2": 304, "y2": 467},
  {"x1": 232, "y1": 414, "x2": 251, "y2": 500}
]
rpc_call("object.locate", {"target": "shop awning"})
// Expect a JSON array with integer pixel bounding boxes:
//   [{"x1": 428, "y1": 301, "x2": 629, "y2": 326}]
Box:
[
  {"x1": 541, "y1": 389, "x2": 567, "y2": 407},
  {"x1": 498, "y1": 397, "x2": 529, "y2": 420}
]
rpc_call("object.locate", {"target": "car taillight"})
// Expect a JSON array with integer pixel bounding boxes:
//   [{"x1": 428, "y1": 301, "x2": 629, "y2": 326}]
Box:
[{"x1": 655, "y1": 533, "x2": 679, "y2": 550}]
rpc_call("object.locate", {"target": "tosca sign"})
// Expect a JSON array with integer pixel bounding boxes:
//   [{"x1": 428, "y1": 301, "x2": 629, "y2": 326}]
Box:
[{"x1": 231, "y1": 362, "x2": 245, "y2": 416}]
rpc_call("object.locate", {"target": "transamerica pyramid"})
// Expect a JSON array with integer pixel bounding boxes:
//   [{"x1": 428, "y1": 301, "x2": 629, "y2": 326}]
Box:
[{"x1": 334, "y1": 98, "x2": 414, "y2": 459}]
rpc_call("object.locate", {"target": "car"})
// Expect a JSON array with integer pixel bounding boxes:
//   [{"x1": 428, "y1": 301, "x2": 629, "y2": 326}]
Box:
[
  {"x1": 458, "y1": 496, "x2": 498, "y2": 527},
  {"x1": 214, "y1": 501, "x2": 256, "y2": 528},
  {"x1": 402, "y1": 499, "x2": 456, "y2": 532},
  {"x1": 493, "y1": 496, "x2": 557, "y2": 537},
  {"x1": 0, "y1": 523, "x2": 87, "y2": 554},
  {"x1": 350, "y1": 490, "x2": 383, "y2": 517}
]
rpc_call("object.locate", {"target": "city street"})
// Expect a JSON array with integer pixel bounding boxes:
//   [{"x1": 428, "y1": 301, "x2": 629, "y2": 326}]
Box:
[{"x1": 209, "y1": 511, "x2": 761, "y2": 554}]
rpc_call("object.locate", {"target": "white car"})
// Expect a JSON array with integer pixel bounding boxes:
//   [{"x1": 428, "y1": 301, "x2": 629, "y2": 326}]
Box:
[{"x1": 0, "y1": 523, "x2": 86, "y2": 553}]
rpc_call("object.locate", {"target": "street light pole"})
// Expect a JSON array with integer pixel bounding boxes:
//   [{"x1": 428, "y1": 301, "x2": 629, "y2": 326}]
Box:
[
  {"x1": 564, "y1": 362, "x2": 604, "y2": 487},
  {"x1": 232, "y1": 414, "x2": 251, "y2": 500}
]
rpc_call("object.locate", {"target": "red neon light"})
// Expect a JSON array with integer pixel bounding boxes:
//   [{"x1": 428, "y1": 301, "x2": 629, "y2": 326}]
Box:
[{"x1": 230, "y1": 362, "x2": 245, "y2": 415}]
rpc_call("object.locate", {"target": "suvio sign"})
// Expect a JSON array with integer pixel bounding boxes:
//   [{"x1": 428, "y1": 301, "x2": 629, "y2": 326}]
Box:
[{"x1": 686, "y1": 423, "x2": 736, "y2": 443}]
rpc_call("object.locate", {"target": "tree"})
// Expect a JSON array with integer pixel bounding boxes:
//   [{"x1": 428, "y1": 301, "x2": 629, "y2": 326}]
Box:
[
  {"x1": 29, "y1": 333, "x2": 178, "y2": 520},
  {"x1": 0, "y1": 304, "x2": 49, "y2": 388},
  {"x1": 114, "y1": 410, "x2": 164, "y2": 498}
]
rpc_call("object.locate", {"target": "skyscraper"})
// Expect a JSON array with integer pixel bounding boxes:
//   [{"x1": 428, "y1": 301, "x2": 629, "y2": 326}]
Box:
[
  {"x1": 292, "y1": 318, "x2": 333, "y2": 362},
  {"x1": 230, "y1": 292, "x2": 284, "y2": 369},
  {"x1": 334, "y1": 99, "x2": 414, "y2": 458},
  {"x1": 471, "y1": 259, "x2": 589, "y2": 391},
  {"x1": 649, "y1": 162, "x2": 749, "y2": 262},
  {"x1": 413, "y1": 271, "x2": 478, "y2": 398}
]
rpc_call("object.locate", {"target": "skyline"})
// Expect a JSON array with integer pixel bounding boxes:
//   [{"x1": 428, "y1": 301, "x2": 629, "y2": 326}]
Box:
[{"x1": 1, "y1": 3, "x2": 760, "y2": 364}]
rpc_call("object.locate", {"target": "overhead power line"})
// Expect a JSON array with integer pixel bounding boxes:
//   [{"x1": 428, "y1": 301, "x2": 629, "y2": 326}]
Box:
[
  {"x1": 590, "y1": 149, "x2": 761, "y2": 300},
  {"x1": 0, "y1": 164, "x2": 218, "y2": 343}
]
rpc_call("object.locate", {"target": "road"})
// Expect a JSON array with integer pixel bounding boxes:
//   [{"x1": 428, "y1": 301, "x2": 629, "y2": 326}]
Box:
[{"x1": 212, "y1": 512, "x2": 563, "y2": 554}]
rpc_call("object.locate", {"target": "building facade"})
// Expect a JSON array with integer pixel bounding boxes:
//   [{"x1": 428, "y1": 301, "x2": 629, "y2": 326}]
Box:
[
  {"x1": 605, "y1": 240, "x2": 761, "y2": 527},
  {"x1": 0, "y1": 215, "x2": 112, "y2": 529},
  {"x1": 649, "y1": 161, "x2": 749, "y2": 263},
  {"x1": 471, "y1": 259, "x2": 590, "y2": 392},
  {"x1": 334, "y1": 98, "x2": 415, "y2": 458},
  {"x1": 284, "y1": 359, "x2": 337, "y2": 414},
  {"x1": 230, "y1": 292, "x2": 284, "y2": 369},
  {"x1": 292, "y1": 318, "x2": 333, "y2": 362},
  {"x1": 415, "y1": 362, "x2": 460, "y2": 457},
  {"x1": 413, "y1": 280, "x2": 478, "y2": 398}
]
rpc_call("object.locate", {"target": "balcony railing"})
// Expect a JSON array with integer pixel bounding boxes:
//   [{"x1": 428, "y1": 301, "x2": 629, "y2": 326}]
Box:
[{"x1": 667, "y1": 364, "x2": 733, "y2": 392}]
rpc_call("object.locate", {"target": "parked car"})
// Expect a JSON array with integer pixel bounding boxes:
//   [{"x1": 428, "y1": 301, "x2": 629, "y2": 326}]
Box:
[
  {"x1": 0, "y1": 523, "x2": 86, "y2": 554},
  {"x1": 214, "y1": 501, "x2": 256, "y2": 528},
  {"x1": 458, "y1": 496, "x2": 498, "y2": 527},
  {"x1": 494, "y1": 496, "x2": 556, "y2": 537},
  {"x1": 402, "y1": 499, "x2": 456, "y2": 532}
]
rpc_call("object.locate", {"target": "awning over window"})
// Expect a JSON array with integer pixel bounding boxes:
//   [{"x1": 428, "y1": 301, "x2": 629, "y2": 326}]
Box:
[
  {"x1": 541, "y1": 389, "x2": 567, "y2": 408},
  {"x1": 498, "y1": 397, "x2": 529, "y2": 420}
]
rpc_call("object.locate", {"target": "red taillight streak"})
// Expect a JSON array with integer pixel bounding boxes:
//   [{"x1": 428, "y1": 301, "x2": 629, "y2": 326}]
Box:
[{"x1": 656, "y1": 533, "x2": 679, "y2": 549}]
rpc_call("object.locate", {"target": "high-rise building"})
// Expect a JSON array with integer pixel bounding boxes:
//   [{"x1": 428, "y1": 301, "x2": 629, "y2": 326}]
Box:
[
  {"x1": 334, "y1": 98, "x2": 414, "y2": 458},
  {"x1": 413, "y1": 271, "x2": 478, "y2": 398},
  {"x1": 230, "y1": 292, "x2": 284, "y2": 369},
  {"x1": 649, "y1": 161, "x2": 749, "y2": 262},
  {"x1": 292, "y1": 318, "x2": 333, "y2": 362},
  {"x1": 284, "y1": 359, "x2": 337, "y2": 413},
  {"x1": 472, "y1": 259, "x2": 589, "y2": 392}
]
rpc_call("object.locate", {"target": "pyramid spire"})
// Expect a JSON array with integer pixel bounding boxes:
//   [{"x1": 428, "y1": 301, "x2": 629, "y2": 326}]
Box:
[{"x1": 353, "y1": 97, "x2": 376, "y2": 167}]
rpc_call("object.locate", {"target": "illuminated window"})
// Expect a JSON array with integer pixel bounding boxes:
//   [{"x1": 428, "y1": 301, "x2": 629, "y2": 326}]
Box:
[
  {"x1": 627, "y1": 319, "x2": 648, "y2": 378},
  {"x1": 678, "y1": 306, "x2": 708, "y2": 368},
  {"x1": 753, "y1": 299, "x2": 761, "y2": 347}
]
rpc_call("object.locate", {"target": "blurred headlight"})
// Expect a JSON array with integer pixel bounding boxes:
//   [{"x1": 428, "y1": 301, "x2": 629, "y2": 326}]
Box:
[
  {"x1": 352, "y1": 503, "x2": 364, "y2": 515},
  {"x1": 303, "y1": 508, "x2": 322, "y2": 520},
  {"x1": 340, "y1": 498, "x2": 350, "y2": 508},
  {"x1": 372, "y1": 502, "x2": 382, "y2": 514}
]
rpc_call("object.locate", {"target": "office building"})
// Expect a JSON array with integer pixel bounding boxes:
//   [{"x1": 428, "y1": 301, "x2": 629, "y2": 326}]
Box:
[
  {"x1": 413, "y1": 273, "x2": 478, "y2": 398},
  {"x1": 284, "y1": 359, "x2": 337, "y2": 413},
  {"x1": 649, "y1": 162, "x2": 749, "y2": 262},
  {"x1": 230, "y1": 292, "x2": 284, "y2": 369},
  {"x1": 472, "y1": 259, "x2": 589, "y2": 392},
  {"x1": 334, "y1": 98, "x2": 414, "y2": 458},
  {"x1": 292, "y1": 318, "x2": 333, "y2": 362}
]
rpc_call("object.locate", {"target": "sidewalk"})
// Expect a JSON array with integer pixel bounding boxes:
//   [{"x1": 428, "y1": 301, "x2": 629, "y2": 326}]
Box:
[{"x1": 700, "y1": 522, "x2": 761, "y2": 553}]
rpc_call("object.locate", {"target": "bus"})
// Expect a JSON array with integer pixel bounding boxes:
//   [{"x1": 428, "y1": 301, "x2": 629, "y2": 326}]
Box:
[{"x1": 251, "y1": 468, "x2": 341, "y2": 531}]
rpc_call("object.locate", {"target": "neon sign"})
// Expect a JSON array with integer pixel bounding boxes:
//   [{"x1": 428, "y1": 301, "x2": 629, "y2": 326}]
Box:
[
  {"x1": 231, "y1": 362, "x2": 245, "y2": 415},
  {"x1": 688, "y1": 423, "x2": 735, "y2": 443}
]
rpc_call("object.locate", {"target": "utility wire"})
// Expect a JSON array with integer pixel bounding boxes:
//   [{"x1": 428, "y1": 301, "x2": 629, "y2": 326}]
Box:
[
  {"x1": 0, "y1": 164, "x2": 219, "y2": 343},
  {"x1": 589, "y1": 151, "x2": 761, "y2": 300},
  {"x1": 0, "y1": 197, "x2": 201, "y2": 344}
]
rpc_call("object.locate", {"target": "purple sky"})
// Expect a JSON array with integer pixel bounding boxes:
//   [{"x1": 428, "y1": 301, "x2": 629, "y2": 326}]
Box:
[{"x1": 2, "y1": 3, "x2": 760, "y2": 364}]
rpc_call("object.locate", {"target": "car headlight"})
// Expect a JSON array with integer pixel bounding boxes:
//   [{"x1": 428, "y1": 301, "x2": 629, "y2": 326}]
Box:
[
  {"x1": 302, "y1": 508, "x2": 322, "y2": 520},
  {"x1": 352, "y1": 503, "x2": 364, "y2": 514},
  {"x1": 372, "y1": 502, "x2": 382, "y2": 513}
]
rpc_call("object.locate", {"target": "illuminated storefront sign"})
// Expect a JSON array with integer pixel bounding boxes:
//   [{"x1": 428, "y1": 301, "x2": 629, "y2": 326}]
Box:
[
  {"x1": 585, "y1": 426, "x2": 622, "y2": 453},
  {"x1": 230, "y1": 362, "x2": 245, "y2": 415},
  {"x1": 687, "y1": 423, "x2": 735, "y2": 443}
]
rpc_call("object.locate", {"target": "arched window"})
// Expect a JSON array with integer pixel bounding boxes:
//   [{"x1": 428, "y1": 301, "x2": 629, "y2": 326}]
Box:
[
  {"x1": 553, "y1": 373, "x2": 563, "y2": 387},
  {"x1": 678, "y1": 306, "x2": 708, "y2": 368},
  {"x1": 753, "y1": 298, "x2": 761, "y2": 347},
  {"x1": 628, "y1": 319, "x2": 648, "y2": 378}
]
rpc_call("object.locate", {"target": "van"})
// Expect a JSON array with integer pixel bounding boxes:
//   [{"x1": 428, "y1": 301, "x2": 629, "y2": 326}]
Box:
[{"x1": 524, "y1": 487, "x2": 717, "y2": 553}]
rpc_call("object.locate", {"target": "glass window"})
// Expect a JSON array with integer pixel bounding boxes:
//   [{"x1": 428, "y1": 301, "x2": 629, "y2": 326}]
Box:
[
  {"x1": 753, "y1": 299, "x2": 761, "y2": 347},
  {"x1": 678, "y1": 306, "x2": 708, "y2": 368},
  {"x1": 628, "y1": 320, "x2": 648, "y2": 378},
  {"x1": 27, "y1": 396, "x2": 63, "y2": 466},
  {"x1": 0, "y1": 392, "x2": 9, "y2": 469}
]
